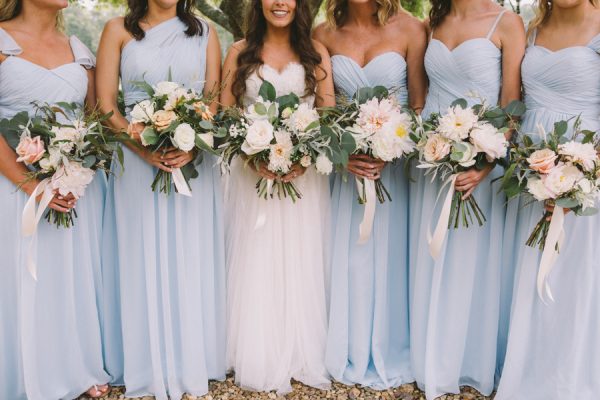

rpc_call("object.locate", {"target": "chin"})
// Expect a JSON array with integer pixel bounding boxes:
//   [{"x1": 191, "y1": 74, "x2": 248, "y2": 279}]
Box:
[{"x1": 152, "y1": 0, "x2": 179, "y2": 10}]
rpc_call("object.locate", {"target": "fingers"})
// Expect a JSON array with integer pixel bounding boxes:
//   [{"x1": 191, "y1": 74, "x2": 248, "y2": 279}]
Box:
[
  {"x1": 48, "y1": 198, "x2": 73, "y2": 213},
  {"x1": 161, "y1": 148, "x2": 186, "y2": 160},
  {"x1": 254, "y1": 163, "x2": 277, "y2": 180},
  {"x1": 348, "y1": 165, "x2": 379, "y2": 180},
  {"x1": 461, "y1": 187, "x2": 476, "y2": 200},
  {"x1": 281, "y1": 165, "x2": 306, "y2": 183},
  {"x1": 169, "y1": 154, "x2": 194, "y2": 169}
]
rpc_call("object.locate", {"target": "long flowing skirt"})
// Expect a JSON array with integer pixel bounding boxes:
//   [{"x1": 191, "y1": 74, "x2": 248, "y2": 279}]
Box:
[
  {"x1": 225, "y1": 159, "x2": 331, "y2": 394},
  {"x1": 325, "y1": 163, "x2": 412, "y2": 389},
  {"x1": 0, "y1": 174, "x2": 109, "y2": 400},
  {"x1": 101, "y1": 147, "x2": 226, "y2": 400}
]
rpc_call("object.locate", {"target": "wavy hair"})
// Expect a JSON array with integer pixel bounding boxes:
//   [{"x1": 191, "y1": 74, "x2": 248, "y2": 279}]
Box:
[
  {"x1": 326, "y1": 0, "x2": 402, "y2": 28},
  {"x1": 124, "y1": 0, "x2": 203, "y2": 40},
  {"x1": 0, "y1": 0, "x2": 63, "y2": 28},
  {"x1": 231, "y1": 0, "x2": 322, "y2": 102},
  {"x1": 527, "y1": 0, "x2": 599, "y2": 39},
  {"x1": 428, "y1": 0, "x2": 451, "y2": 29}
]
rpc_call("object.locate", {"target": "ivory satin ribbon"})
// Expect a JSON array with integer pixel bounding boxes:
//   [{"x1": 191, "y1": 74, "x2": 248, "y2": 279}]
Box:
[
  {"x1": 537, "y1": 207, "x2": 565, "y2": 303},
  {"x1": 427, "y1": 174, "x2": 458, "y2": 260},
  {"x1": 356, "y1": 177, "x2": 377, "y2": 245},
  {"x1": 172, "y1": 168, "x2": 192, "y2": 197}
]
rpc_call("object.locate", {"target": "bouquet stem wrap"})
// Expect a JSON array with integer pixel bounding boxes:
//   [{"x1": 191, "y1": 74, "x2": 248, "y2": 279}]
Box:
[
  {"x1": 21, "y1": 178, "x2": 54, "y2": 280},
  {"x1": 356, "y1": 177, "x2": 377, "y2": 244},
  {"x1": 428, "y1": 174, "x2": 458, "y2": 260},
  {"x1": 537, "y1": 207, "x2": 565, "y2": 303},
  {"x1": 171, "y1": 168, "x2": 192, "y2": 197}
]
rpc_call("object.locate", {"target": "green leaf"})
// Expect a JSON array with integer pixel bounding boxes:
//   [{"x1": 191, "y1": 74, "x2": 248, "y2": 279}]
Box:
[
  {"x1": 131, "y1": 80, "x2": 155, "y2": 97},
  {"x1": 141, "y1": 127, "x2": 159, "y2": 146},
  {"x1": 277, "y1": 94, "x2": 300, "y2": 111},
  {"x1": 82, "y1": 155, "x2": 97, "y2": 168},
  {"x1": 555, "y1": 197, "x2": 578, "y2": 209},
  {"x1": 340, "y1": 132, "x2": 356, "y2": 153},
  {"x1": 253, "y1": 103, "x2": 267, "y2": 116},
  {"x1": 503, "y1": 177, "x2": 523, "y2": 199},
  {"x1": 198, "y1": 120, "x2": 213, "y2": 130},
  {"x1": 501, "y1": 163, "x2": 517, "y2": 189},
  {"x1": 450, "y1": 98, "x2": 468, "y2": 109},
  {"x1": 372, "y1": 86, "x2": 389, "y2": 100},
  {"x1": 258, "y1": 80, "x2": 276, "y2": 102},
  {"x1": 504, "y1": 100, "x2": 526, "y2": 117},
  {"x1": 554, "y1": 120, "x2": 568, "y2": 137},
  {"x1": 355, "y1": 87, "x2": 375, "y2": 104},
  {"x1": 578, "y1": 207, "x2": 598, "y2": 217}
]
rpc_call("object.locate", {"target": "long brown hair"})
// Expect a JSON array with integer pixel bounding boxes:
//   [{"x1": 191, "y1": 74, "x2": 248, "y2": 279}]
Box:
[
  {"x1": 0, "y1": 0, "x2": 63, "y2": 28},
  {"x1": 428, "y1": 0, "x2": 451, "y2": 29},
  {"x1": 326, "y1": 0, "x2": 402, "y2": 28},
  {"x1": 232, "y1": 0, "x2": 322, "y2": 102},
  {"x1": 527, "y1": 0, "x2": 599, "y2": 39},
  {"x1": 124, "y1": 0, "x2": 204, "y2": 41}
]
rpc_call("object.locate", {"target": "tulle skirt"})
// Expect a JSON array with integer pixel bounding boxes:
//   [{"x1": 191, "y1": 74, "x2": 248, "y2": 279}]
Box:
[
  {"x1": 325, "y1": 163, "x2": 412, "y2": 389},
  {"x1": 0, "y1": 173, "x2": 109, "y2": 400},
  {"x1": 224, "y1": 159, "x2": 331, "y2": 394},
  {"x1": 101, "y1": 147, "x2": 226, "y2": 400},
  {"x1": 408, "y1": 162, "x2": 507, "y2": 400}
]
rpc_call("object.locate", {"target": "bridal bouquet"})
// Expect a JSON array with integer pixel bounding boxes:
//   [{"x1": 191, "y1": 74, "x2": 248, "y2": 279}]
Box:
[
  {"x1": 130, "y1": 80, "x2": 216, "y2": 196},
  {"x1": 501, "y1": 120, "x2": 599, "y2": 300},
  {"x1": 216, "y1": 80, "x2": 338, "y2": 201},
  {"x1": 0, "y1": 102, "x2": 119, "y2": 230}
]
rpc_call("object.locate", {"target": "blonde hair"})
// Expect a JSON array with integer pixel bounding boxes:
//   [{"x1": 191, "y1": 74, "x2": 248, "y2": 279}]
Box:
[
  {"x1": 0, "y1": 0, "x2": 64, "y2": 28},
  {"x1": 326, "y1": 0, "x2": 402, "y2": 28},
  {"x1": 527, "y1": 0, "x2": 599, "y2": 39}
]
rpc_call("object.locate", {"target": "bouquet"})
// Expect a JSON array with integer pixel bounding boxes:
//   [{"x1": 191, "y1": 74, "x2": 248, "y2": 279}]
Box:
[
  {"x1": 216, "y1": 80, "x2": 340, "y2": 201},
  {"x1": 130, "y1": 80, "x2": 216, "y2": 196},
  {"x1": 0, "y1": 102, "x2": 120, "y2": 230},
  {"x1": 413, "y1": 98, "x2": 524, "y2": 259},
  {"x1": 501, "y1": 120, "x2": 599, "y2": 300}
]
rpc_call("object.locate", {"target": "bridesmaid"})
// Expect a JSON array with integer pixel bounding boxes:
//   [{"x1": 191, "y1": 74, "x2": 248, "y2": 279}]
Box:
[
  {"x1": 96, "y1": 0, "x2": 225, "y2": 398},
  {"x1": 496, "y1": 1, "x2": 600, "y2": 399},
  {"x1": 0, "y1": 0, "x2": 110, "y2": 399},
  {"x1": 313, "y1": 0, "x2": 427, "y2": 389},
  {"x1": 407, "y1": 1, "x2": 525, "y2": 398}
]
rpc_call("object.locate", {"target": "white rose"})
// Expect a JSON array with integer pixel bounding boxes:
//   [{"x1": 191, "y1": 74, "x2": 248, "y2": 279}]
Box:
[
  {"x1": 315, "y1": 153, "x2": 333, "y2": 175},
  {"x1": 164, "y1": 87, "x2": 189, "y2": 111},
  {"x1": 558, "y1": 141, "x2": 598, "y2": 172},
  {"x1": 423, "y1": 134, "x2": 451, "y2": 163},
  {"x1": 285, "y1": 103, "x2": 320, "y2": 135},
  {"x1": 543, "y1": 163, "x2": 584, "y2": 197},
  {"x1": 281, "y1": 107, "x2": 294, "y2": 119},
  {"x1": 300, "y1": 154, "x2": 312, "y2": 167},
  {"x1": 437, "y1": 105, "x2": 479, "y2": 141},
  {"x1": 527, "y1": 177, "x2": 554, "y2": 201},
  {"x1": 197, "y1": 133, "x2": 214, "y2": 149},
  {"x1": 130, "y1": 100, "x2": 155, "y2": 124},
  {"x1": 172, "y1": 123, "x2": 196, "y2": 152},
  {"x1": 153, "y1": 81, "x2": 181, "y2": 97},
  {"x1": 241, "y1": 119, "x2": 274, "y2": 155},
  {"x1": 469, "y1": 122, "x2": 508, "y2": 161},
  {"x1": 51, "y1": 161, "x2": 95, "y2": 199},
  {"x1": 39, "y1": 147, "x2": 62, "y2": 171}
]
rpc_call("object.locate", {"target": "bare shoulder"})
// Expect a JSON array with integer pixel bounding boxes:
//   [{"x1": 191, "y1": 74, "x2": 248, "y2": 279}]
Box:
[
  {"x1": 103, "y1": 16, "x2": 127, "y2": 34},
  {"x1": 497, "y1": 10, "x2": 526, "y2": 35},
  {"x1": 313, "y1": 22, "x2": 334, "y2": 44}
]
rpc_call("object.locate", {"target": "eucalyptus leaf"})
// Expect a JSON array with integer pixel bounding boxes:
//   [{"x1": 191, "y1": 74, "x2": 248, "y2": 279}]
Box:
[{"x1": 258, "y1": 81, "x2": 276, "y2": 102}]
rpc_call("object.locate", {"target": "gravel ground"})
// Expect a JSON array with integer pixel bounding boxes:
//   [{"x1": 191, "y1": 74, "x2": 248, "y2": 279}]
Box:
[{"x1": 81, "y1": 376, "x2": 494, "y2": 400}]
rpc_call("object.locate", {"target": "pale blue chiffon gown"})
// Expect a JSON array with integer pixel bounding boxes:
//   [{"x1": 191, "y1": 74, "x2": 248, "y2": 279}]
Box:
[
  {"x1": 101, "y1": 17, "x2": 226, "y2": 399},
  {"x1": 495, "y1": 31, "x2": 600, "y2": 400},
  {"x1": 326, "y1": 52, "x2": 412, "y2": 389},
  {"x1": 0, "y1": 29, "x2": 109, "y2": 400},
  {"x1": 408, "y1": 11, "x2": 509, "y2": 399}
]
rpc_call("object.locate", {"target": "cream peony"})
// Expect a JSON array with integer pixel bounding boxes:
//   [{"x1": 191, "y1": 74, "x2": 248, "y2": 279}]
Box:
[
  {"x1": 380, "y1": 112, "x2": 416, "y2": 156},
  {"x1": 241, "y1": 119, "x2": 274, "y2": 155},
  {"x1": 543, "y1": 163, "x2": 584, "y2": 197},
  {"x1": 39, "y1": 148, "x2": 62, "y2": 171},
  {"x1": 153, "y1": 81, "x2": 181, "y2": 97},
  {"x1": 469, "y1": 122, "x2": 508, "y2": 161},
  {"x1": 527, "y1": 149, "x2": 558, "y2": 174},
  {"x1": 315, "y1": 153, "x2": 333, "y2": 175},
  {"x1": 172, "y1": 123, "x2": 196, "y2": 152},
  {"x1": 51, "y1": 161, "x2": 95, "y2": 199},
  {"x1": 356, "y1": 98, "x2": 397, "y2": 135},
  {"x1": 16, "y1": 135, "x2": 45, "y2": 165},
  {"x1": 558, "y1": 141, "x2": 598, "y2": 172},
  {"x1": 268, "y1": 130, "x2": 293, "y2": 173},
  {"x1": 51, "y1": 126, "x2": 84, "y2": 153},
  {"x1": 527, "y1": 177, "x2": 554, "y2": 201},
  {"x1": 151, "y1": 110, "x2": 177, "y2": 131},
  {"x1": 423, "y1": 134, "x2": 451, "y2": 162},
  {"x1": 285, "y1": 103, "x2": 320, "y2": 135},
  {"x1": 130, "y1": 100, "x2": 155, "y2": 124},
  {"x1": 437, "y1": 106, "x2": 479, "y2": 141}
]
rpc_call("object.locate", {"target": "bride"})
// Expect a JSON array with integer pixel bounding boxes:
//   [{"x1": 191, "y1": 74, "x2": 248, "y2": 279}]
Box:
[{"x1": 220, "y1": 0, "x2": 335, "y2": 394}]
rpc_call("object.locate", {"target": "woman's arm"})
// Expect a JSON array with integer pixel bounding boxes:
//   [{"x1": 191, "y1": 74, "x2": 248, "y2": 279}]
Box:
[
  {"x1": 405, "y1": 18, "x2": 428, "y2": 113},
  {"x1": 203, "y1": 22, "x2": 222, "y2": 114},
  {"x1": 220, "y1": 41, "x2": 244, "y2": 107},
  {"x1": 313, "y1": 40, "x2": 335, "y2": 108},
  {"x1": 497, "y1": 11, "x2": 526, "y2": 107}
]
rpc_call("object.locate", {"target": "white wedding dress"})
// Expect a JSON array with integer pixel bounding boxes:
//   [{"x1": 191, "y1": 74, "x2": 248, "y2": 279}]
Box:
[{"x1": 225, "y1": 63, "x2": 331, "y2": 394}]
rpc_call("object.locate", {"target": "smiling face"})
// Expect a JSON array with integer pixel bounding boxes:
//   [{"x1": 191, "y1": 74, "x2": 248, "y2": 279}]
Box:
[{"x1": 262, "y1": 0, "x2": 297, "y2": 29}]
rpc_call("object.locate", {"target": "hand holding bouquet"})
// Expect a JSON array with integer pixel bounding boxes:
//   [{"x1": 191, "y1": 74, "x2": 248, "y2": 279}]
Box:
[{"x1": 129, "y1": 80, "x2": 216, "y2": 196}]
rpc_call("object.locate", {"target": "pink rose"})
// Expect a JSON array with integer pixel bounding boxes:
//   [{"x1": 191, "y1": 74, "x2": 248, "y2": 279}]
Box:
[
  {"x1": 16, "y1": 136, "x2": 45, "y2": 165},
  {"x1": 527, "y1": 148, "x2": 557, "y2": 174}
]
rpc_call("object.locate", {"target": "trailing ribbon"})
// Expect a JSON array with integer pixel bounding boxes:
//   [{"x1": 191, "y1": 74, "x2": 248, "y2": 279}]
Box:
[
  {"x1": 537, "y1": 207, "x2": 565, "y2": 303},
  {"x1": 253, "y1": 179, "x2": 273, "y2": 231},
  {"x1": 356, "y1": 177, "x2": 376, "y2": 245},
  {"x1": 172, "y1": 168, "x2": 192, "y2": 197},
  {"x1": 427, "y1": 174, "x2": 458, "y2": 260},
  {"x1": 21, "y1": 178, "x2": 54, "y2": 280}
]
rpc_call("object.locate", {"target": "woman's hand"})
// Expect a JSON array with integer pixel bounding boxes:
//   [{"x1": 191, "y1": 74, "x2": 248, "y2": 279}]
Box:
[
  {"x1": 455, "y1": 164, "x2": 494, "y2": 200},
  {"x1": 136, "y1": 148, "x2": 173, "y2": 172},
  {"x1": 161, "y1": 148, "x2": 196, "y2": 169},
  {"x1": 48, "y1": 192, "x2": 77, "y2": 213},
  {"x1": 252, "y1": 161, "x2": 278, "y2": 180},
  {"x1": 281, "y1": 164, "x2": 306, "y2": 183},
  {"x1": 347, "y1": 154, "x2": 385, "y2": 180}
]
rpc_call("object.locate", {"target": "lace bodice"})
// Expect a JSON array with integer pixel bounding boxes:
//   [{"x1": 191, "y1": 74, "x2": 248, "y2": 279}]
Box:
[{"x1": 243, "y1": 62, "x2": 314, "y2": 107}]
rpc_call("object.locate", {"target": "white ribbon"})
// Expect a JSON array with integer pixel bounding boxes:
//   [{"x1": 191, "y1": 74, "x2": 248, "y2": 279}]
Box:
[
  {"x1": 537, "y1": 207, "x2": 565, "y2": 303},
  {"x1": 356, "y1": 177, "x2": 376, "y2": 245},
  {"x1": 21, "y1": 178, "x2": 54, "y2": 280},
  {"x1": 427, "y1": 174, "x2": 458, "y2": 261},
  {"x1": 172, "y1": 168, "x2": 192, "y2": 197},
  {"x1": 253, "y1": 179, "x2": 273, "y2": 231}
]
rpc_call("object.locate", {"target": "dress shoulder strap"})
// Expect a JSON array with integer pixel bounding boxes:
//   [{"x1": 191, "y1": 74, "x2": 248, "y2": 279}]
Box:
[
  {"x1": 69, "y1": 36, "x2": 96, "y2": 69},
  {"x1": 486, "y1": 9, "x2": 508, "y2": 40},
  {"x1": 0, "y1": 28, "x2": 22, "y2": 56}
]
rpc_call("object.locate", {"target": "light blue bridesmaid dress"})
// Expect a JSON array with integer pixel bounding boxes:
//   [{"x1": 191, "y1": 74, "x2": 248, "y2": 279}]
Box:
[
  {"x1": 101, "y1": 17, "x2": 226, "y2": 399},
  {"x1": 0, "y1": 29, "x2": 110, "y2": 400},
  {"x1": 326, "y1": 52, "x2": 412, "y2": 388},
  {"x1": 408, "y1": 10, "x2": 509, "y2": 399},
  {"x1": 495, "y1": 31, "x2": 600, "y2": 400}
]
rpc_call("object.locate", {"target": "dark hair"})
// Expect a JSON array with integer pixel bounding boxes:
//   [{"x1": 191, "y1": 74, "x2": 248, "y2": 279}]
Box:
[
  {"x1": 429, "y1": 0, "x2": 451, "y2": 30},
  {"x1": 232, "y1": 0, "x2": 323, "y2": 102},
  {"x1": 124, "y1": 0, "x2": 204, "y2": 40}
]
